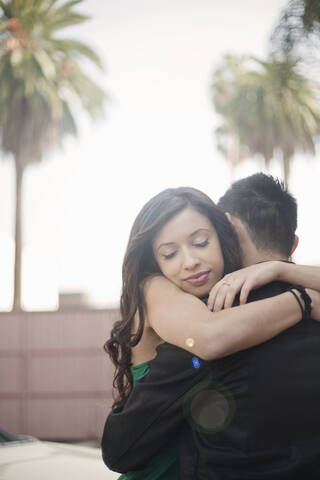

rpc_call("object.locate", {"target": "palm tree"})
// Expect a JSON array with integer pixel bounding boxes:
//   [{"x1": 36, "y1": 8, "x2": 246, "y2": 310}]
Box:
[
  {"x1": 211, "y1": 54, "x2": 320, "y2": 186},
  {"x1": 270, "y1": 0, "x2": 320, "y2": 84},
  {"x1": 271, "y1": 0, "x2": 320, "y2": 56},
  {"x1": 0, "y1": 0, "x2": 107, "y2": 310},
  {"x1": 211, "y1": 55, "x2": 251, "y2": 181}
]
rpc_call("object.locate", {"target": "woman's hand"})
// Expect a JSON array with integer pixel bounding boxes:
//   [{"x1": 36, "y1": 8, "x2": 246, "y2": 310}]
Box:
[{"x1": 207, "y1": 261, "x2": 281, "y2": 311}]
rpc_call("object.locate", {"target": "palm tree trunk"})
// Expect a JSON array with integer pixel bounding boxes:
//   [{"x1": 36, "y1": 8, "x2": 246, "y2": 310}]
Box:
[
  {"x1": 283, "y1": 153, "x2": 291, "y2": 189},
  {"x1": 228, "y1": 133, "x2": 240, "y2": 183},
  {"x1": 229, "y1": 161, "x2": 236, "y2": 183},
  {"x1": 13, "y1": 159, "x2": 24, "y2": 311},
  {"x1": 264, "y1": 157, "x2": 270, "y2": 173}
]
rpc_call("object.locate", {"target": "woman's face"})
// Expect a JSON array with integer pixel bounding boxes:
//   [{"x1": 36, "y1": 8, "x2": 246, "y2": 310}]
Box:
[{"x1": 152, "y1": 207, "x2": 224, "y2": 297}]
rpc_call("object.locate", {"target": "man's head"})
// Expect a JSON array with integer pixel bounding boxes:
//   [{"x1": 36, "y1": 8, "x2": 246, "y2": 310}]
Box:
[{"x1": 218, "y1": 173, "x2": 298, "y2": 266}]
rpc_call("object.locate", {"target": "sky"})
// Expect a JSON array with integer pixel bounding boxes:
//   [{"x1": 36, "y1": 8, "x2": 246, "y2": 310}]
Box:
[{"x1": 0, "y1": 0, "x2": 319, "y2": 311}]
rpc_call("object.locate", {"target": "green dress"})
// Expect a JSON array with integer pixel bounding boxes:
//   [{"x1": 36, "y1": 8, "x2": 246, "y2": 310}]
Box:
[{"x1": 117, "y1": 362, "x2": 179, "y2": 480}]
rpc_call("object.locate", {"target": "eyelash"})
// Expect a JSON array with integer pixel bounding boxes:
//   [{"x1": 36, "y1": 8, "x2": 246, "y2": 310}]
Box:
[
  {"x1": 162, "y1": 240, "x2": 209, "y2": 260},
  {"x1": 163, "y1": 252, "x2": 176, "y2": 260},
  {"x1": 196, "y1": 239, "x2": 209, "y2": 248}
]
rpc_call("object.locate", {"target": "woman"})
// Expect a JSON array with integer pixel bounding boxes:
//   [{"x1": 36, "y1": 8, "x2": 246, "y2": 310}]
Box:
[{"x1": 104, "y1": 186, "x2": 319, "y2": 479}]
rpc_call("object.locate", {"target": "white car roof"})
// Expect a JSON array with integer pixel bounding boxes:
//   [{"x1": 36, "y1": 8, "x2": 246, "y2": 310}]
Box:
[{"x1": 0, "y1": 439, "x2": 119, "y2": 480}]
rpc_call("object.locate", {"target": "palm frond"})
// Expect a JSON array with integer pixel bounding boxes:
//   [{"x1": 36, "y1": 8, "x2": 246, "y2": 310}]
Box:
[
  {"x1": 50, "y1": 38, "x2": 103, "y2": 69},
  {"x1": 66, "y1": 67, "x2": 106, "y2": 119},
  {"x1": 34, "y1": 48, "x2": 56, "y2": 78},
  {"x1": 46, "y1": 13, "x2": 88, "y2": 31},
  {"x1": 60, "y1": 98, "x2": 77, "y2": 136},
  {"x1": 0, "y1": 19, "x2": 8, "y2": 31},
  {"x1": 0, "y1": 1, "x2": 11, "y2": 17},
  {"x1": 54, "y1": 0, "x2": 83, "y2": 13}
]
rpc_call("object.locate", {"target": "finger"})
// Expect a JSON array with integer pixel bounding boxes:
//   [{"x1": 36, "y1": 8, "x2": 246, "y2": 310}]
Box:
[
  {"x1": 239, "y1": 281, "x2": 252, "y2": 304},
  {"x1": 224, "y1": 289, "x2": 237, "y2": 309},
  {"x1": 210, "y1": 273, "x2": 241, "y2": 310},
  {"x1": 207, "y1": 290, "x2": 215, "y2": 311},
  {"x1": 213, "y1": 285, "x2": 229, "y2": 312},
  {"x1": 222, "y1": 277, "x2": 244, "y2": 309},
  {"x1": 208, "y1": 281, "x2": 224, "y2": 310}
]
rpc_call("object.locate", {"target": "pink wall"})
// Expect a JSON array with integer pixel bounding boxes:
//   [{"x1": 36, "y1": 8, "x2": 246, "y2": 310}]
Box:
[{"x1": 0, "y1": 308, "x2": 119, "y2": 440}]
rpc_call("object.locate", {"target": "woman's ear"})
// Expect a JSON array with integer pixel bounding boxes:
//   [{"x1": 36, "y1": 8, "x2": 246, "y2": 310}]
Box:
[{"x1": 289, "y1": 235, "x2": 299, "y2": 256}]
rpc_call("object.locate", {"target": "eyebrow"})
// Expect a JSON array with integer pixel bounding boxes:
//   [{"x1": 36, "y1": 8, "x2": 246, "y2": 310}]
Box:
[{"x1": 157, "y1": 228, "x2": 210, "y2": 251}]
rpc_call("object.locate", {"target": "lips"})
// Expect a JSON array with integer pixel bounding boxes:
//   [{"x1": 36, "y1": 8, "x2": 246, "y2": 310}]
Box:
[{"x1": 183, "y1": 271, "x2": 210, "y2": 286}]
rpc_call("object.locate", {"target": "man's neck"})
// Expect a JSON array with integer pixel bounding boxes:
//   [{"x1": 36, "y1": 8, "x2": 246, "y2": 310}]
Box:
[
  {"x1": 242, "y1": 248, "x2": 287, "y2": 267},
  {"x1": 228, "y1": 215, "x2": 290, "y2": 267}
]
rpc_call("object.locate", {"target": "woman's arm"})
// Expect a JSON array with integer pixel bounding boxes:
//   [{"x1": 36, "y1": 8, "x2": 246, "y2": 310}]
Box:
[
  {"x1": 144, "y1": 275, "x2": 315, "y2": 361},
  {"x1": 208, "y1": 261, "x2": 320, "y2": 310}
]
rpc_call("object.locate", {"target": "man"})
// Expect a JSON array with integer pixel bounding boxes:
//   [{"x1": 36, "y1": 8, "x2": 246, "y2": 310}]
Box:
[{"x1": 102, "y1": 173, "x2": 320, "y2": 479}]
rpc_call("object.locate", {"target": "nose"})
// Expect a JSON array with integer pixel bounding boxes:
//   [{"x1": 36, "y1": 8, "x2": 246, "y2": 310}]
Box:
[{"x1": 181, "y1": 247, "x2": 200, "y2": 270}]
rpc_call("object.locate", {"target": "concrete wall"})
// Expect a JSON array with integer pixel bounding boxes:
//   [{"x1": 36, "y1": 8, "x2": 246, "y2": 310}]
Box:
[{"x1": 0, "y1": 308, "x2": 119, "y2": 440}]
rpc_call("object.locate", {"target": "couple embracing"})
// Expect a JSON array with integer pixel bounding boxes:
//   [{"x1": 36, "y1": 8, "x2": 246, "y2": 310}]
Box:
[{"x1": 102, "y1": 173, "x2": 320, "y2": 479}]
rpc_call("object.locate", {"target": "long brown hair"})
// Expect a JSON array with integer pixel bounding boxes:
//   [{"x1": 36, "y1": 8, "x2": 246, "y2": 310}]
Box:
[{"x1": 104, "y1": 187, "x2": 241, "y2": 408}]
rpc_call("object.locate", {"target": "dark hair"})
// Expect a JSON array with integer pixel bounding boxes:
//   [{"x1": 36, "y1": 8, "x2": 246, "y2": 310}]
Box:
[
  {"x1": 218, "y1": 173, "x2": 297, "y2": 257},
  {"x1": 104, "y1": 187, "x2": 241, "y2": 408}
]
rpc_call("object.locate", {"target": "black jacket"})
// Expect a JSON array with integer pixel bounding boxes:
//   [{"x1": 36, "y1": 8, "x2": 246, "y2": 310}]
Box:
[{"x1": 102, "y1": 282, "x2": 320, "y2": 479}]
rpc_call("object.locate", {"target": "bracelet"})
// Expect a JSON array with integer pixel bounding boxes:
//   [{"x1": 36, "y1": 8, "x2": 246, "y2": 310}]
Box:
[
  {"x1": 287, "y1": 285, "x2": 312, "y2": 321},
  {"x1": 288, "y1": 290, "x2": 304, "y2": 318}
]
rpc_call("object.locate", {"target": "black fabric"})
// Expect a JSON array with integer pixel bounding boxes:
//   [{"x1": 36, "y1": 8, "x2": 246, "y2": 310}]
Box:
[
  {"x1": 102, "y1": 342, "x2": 212, "y2": 472},
  {"x1": 101, "y1": 281, "x2": 320, "y2": 479},
  {"x1": 179, "y1": 281, "x2": 320, "y2": 479}
]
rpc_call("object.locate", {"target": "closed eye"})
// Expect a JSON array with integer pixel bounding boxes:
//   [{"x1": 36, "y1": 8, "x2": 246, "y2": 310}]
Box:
[
  {"x1": 162, "y1": 251, "x2": 177, "y2": 260},
  {"x1": 193, "y1": 240, "x2": 209, "y2": 248}
]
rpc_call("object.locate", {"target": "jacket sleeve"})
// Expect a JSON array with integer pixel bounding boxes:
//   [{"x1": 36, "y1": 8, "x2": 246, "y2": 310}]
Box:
[{"x1": 101, "y1": 342, "x2": 211, "y2": 473}]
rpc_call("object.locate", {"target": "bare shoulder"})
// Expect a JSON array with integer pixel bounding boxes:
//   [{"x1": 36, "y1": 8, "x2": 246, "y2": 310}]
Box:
[
  {"x1": 142, "y1": 275, "x2": 183, "y2": 328},
  {"x1": 131, "y1": 310, "x2": 164, "y2": 365}
]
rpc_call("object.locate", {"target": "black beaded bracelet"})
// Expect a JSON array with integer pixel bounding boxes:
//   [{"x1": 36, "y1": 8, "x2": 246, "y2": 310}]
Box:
[{"x1": 287, "y1": 285, "x2": 312, "y2": 321}]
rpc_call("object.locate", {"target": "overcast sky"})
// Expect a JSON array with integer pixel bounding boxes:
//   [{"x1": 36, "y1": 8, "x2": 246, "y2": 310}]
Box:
[{"x1": 1, "y1": 0, "x2": 319, "y2": 311}]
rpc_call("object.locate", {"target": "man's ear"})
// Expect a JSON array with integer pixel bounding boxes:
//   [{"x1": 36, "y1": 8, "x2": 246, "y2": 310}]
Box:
[
  {"x1": 225, "y1": 212, "x2": 243, "y2": 238},
  {"x1": 225, "y1": 212, "x2": 235, "y2": 227},
  {"x1": 290, "y1": 234, "x2": 299, "y2": 256}
]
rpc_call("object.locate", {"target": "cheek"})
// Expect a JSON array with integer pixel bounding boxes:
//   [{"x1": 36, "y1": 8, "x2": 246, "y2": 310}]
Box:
[
  {"x1": 157, "y1": 258, "x2": 179, "y2": 282},
  {"x1": 208, "y1": 242, "x2": 224, "y2": 269}
]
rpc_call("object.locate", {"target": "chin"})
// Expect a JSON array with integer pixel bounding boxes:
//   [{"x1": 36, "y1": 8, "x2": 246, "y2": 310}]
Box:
[{"x1": 185, "y1": 284, "x2": 211, "y2": 298}]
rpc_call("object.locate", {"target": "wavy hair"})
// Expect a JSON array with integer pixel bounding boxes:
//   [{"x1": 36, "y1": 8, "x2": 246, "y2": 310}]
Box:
[{"x1": 104, "y1": 187, "x2": 241, "y2": 408}]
